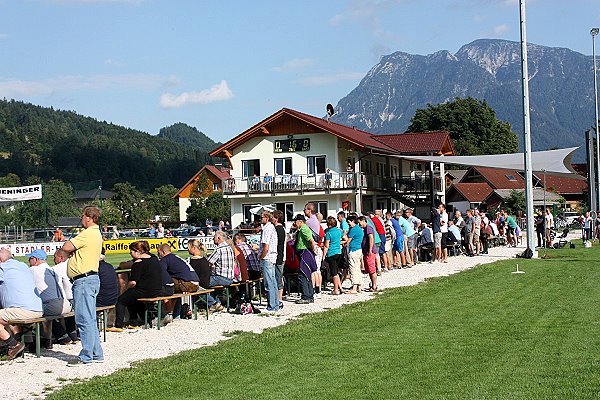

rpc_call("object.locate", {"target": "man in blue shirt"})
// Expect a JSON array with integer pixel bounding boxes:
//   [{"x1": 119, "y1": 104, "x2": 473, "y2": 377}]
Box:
[
  {"x1": 0, "y1": 248, "x2": 43, "y2": 359},
  {"x1": 157, "y1": 244, "x2": 200, "y2": 323},
  {"x1": 390, "y1": 213, "x2": 405, "y2": 267},
  {"x1": 397, "y1": 212, "x2": 415, "y2": 267},
  {"x1": 448, "y1": 220, "x2": 462, "y2": 244},
  {"x1": 345, "y1": 215, "x2": 364, "y2": 293},
  {"x1": 337, "y1": 211, "x2": 349, "y2": 234}
]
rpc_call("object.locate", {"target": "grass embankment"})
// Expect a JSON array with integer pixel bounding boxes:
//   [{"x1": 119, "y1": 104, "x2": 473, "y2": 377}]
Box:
[{"x1": 48, "y1": 246, "x2": 600, "y2": 399}]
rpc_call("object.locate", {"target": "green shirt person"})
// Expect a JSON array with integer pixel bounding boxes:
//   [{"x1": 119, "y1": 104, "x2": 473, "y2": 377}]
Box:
[{"x1": 295, "y1": 223, "x2": 314, "y2": 250}]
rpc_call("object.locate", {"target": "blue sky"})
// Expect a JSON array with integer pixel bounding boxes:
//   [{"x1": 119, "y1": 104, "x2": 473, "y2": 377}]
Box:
[{"x1": 0, "y1": 0, "x2": 599, "y2": 144}]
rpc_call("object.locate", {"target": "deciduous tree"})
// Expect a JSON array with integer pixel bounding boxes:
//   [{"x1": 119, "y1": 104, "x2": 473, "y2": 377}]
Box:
[
  {"x1": 407, "y1": 97, "x2": 519, "y2": 156},
  {"x1": 111, "y1": 182, "x2": 149, "y2": 227},
  {"x1": 186, "y1": 191, "x2": 230, "y2": 226},
  {"x1": 145, "y1": 184, "x2": 179, "y2": 222}
]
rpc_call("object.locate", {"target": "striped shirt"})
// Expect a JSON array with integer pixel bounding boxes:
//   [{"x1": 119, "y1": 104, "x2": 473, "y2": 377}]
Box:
[
  {"x1": 206, "y1": 241, "x2": 235, "y2": 279},
  {"x1": 238, "y1": 241, "x2": 260, "y2": 272}
]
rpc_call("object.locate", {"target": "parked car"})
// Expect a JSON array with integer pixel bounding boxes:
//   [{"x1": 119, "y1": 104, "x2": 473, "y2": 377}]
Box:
[
  {"x1": 561, "y1": 211, "x2": 581, "y2": 226},
  {"x1": 32, "y1": 230, "x2": 55, "y2": 242}
]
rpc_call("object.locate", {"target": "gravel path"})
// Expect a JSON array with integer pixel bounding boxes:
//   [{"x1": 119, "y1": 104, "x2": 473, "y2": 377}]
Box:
[{"x1": 1, "y1": 243, "x2": 526, "y2": 399}]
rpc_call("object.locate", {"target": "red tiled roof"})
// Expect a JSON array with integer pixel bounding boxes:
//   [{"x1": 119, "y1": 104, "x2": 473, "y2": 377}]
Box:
[
  {"x1": 204, "y1": 165, "x2": 231, "y2": 180},
  {"x1": 373, "y1": 131, "x2": 454, "y2": 155},
  {"x1": 571, "y1": 163, "x2": 588, "y2": 178},
  {"x1": 540, "y1": 175, "x2": 588, "y2": 194},
  {"x1": 282, "y1": 108, "x2": 397, "y2": 152},
  {"x1": 463, "y1": 166, "x2": 525, "y2": 189},
  {"x1": 210, "y1": 108, "x2": 398, "y2": 156},
  {"x1": 449, "y1": 183, "x2": 494, "y2": 202}
]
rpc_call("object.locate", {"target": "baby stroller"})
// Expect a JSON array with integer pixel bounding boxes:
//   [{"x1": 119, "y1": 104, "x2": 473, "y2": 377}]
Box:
[{"x1": 552, "y1": 228, "x2": 569, "y2": 249}]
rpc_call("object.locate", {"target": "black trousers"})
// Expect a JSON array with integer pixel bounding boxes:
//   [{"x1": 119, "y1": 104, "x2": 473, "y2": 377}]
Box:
[
  {"x1": 536, "y1": 230, "x2": 544, "y2": 247},
  {"x1": 115, "y1": 288, "x2": 158, "y2": 328},
  {"x1": 52, "y1": 316, "x2": 77, "y2": 339}
]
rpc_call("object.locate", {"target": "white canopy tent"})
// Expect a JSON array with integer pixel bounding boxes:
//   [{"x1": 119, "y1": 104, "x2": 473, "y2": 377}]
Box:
[{"x1": 395, "y1": 147, "x2": 582, "y2": 178}]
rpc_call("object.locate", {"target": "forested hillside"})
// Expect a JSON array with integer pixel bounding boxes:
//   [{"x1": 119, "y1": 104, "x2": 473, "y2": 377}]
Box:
[
  {"x1": 158, "y1": 122, "x2": 220, "y2": 151},
  {"x1": 0, "y1": 100, "x2": 217, "y2": 192}
]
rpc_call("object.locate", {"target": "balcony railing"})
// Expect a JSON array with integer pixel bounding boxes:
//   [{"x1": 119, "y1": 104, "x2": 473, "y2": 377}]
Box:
[{"x1": 222, "y1": 173, "x2": 441, "y2": 195}]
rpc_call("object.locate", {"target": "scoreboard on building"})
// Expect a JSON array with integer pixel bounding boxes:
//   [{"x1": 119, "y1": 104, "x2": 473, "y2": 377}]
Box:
[{"x1": 274, "y1": 138, "x2": 310, "y2": 153}]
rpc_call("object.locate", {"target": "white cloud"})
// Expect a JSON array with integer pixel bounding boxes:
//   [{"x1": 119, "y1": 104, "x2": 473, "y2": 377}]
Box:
[
  {"x1": 329, "y1": 0, "x2": 406, "y2": 29},
  {"x1": 0, "y1": 74, "x2": 172, "y2": 98},
  {"x1": 160, "y1": 80, "x2": 233, "y2": 109},
  {"x1": 494, "y1": 24, "x2": 509, "y2": 35},
  {"x1": 297, "y1": 72, "x2": 364, "y2": 86},
  {"x1": 104, "y1": 58, "x2": 126, "y2": 67},
  {"x1": 272, "y1": 58, "x2": 315, "y2": 72}
]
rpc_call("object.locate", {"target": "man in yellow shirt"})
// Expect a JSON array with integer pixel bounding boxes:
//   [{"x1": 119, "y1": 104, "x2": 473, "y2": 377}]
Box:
[{"x1": 61, "y1": 206, "x2": 103, "y2": 366}]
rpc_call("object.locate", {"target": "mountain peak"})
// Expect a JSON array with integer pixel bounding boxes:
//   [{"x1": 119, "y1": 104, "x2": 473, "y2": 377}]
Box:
[
  {"x1": 332, "y1": 38, "x2": 594, "y2": 160},
  {"x1": 457, "y1": 39, "x2": 521, "y2": 76}
]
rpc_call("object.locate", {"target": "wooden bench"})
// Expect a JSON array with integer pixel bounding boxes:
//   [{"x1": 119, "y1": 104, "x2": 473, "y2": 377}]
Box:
[
  {"x1": 210, "y1": 278, "x2": 263, "y2": 312},
  {"x1": 7, "y1": 305, "x2": 115, "y2": 358},
  {"x1": 137, "y1": 289, "x2": 215, "y2": 329}
]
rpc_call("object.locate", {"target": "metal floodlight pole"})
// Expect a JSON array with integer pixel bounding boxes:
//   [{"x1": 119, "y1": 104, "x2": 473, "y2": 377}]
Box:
[
  {"x1": 519, "y1": 0, "x2": 535, "y2": 254},
  {"x1": 592, "y1": 27, "x2": 600, "y2": 211},
  {"x1": 587, "y1": 129, "x2": 596, "y2": 211}
]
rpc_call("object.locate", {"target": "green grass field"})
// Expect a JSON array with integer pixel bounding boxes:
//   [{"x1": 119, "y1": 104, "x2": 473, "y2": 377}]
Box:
[{"x1": 48, "y1": 245, "x2": 600, "y2": 400}]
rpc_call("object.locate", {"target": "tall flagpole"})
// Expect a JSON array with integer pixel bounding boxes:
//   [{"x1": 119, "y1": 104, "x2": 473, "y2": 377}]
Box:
[{"x1": 519, "y1": 0, "x2": 536, "y2": 256}]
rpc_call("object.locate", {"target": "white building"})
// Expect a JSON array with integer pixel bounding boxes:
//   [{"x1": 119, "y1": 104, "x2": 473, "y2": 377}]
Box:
[{"x1": 207, "y1": 108, "x2": 455, "y2": 228}]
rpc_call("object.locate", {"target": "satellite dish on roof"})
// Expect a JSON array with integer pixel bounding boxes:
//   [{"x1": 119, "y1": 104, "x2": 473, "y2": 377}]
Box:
[{"x1": 326, "y1": 103, "x2": 335, "y2": 120}]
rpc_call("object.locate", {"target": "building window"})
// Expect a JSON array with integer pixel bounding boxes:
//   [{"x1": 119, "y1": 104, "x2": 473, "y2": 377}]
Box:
[
  {"x1": 242, "y1": 159, "x2": 260, "y2": 178},
  {"x1": 307, "y1": 155, "x2": 326, "y2": 175},
  {"x1": 242, "y1": 204, "x2": 259, "y2": 224},
  {"x1": 376, "y1": 162, "x2": 385, "y2": 176},
  {"x1": 505, "y1": 174, "x2": 517, "y2": 181},
  {"x1": 213, "y1": 183, "x2": 220, "y2": 191},
  {"x1": 275, "y1": 203, "x2": 294, "y2": 222},
  {"x1": 274, "y1": 158, "x2": 292, "y2": 175},
  {"x1": 316, "y1": 201, "x2": 328, "y2": 220},
  {"x1": 361, "y1": 160, "x2": 372, "y2": 174}
]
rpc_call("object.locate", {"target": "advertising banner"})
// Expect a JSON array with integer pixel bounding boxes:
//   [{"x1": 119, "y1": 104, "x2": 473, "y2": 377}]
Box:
[
  {"x1": 0, "y1": 184, "x2": 43, "y2": 202},
  {"x1": 103, "y1": 238, "x2": 181, "y2": 254},
  {"x1": 102, "y1": 237, "x2": 221, "y2": 254},
  {"x1": 2, "y1": 235, "x2": 255, "y2": 257},
  {"x1": 5, "y1": 241, "x2": 66, "y2": 257}
]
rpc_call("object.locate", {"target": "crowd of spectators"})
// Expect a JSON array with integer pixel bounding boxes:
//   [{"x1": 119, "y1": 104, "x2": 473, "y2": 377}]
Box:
[{"x1": 1, "y1": 202, "x2": 546, "y2": 363}]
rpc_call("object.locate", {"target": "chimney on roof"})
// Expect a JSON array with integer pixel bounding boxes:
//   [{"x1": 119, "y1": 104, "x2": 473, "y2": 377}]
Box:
[{"x1": 215, "y1": 163, "x2": 222, "y2": 171}]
